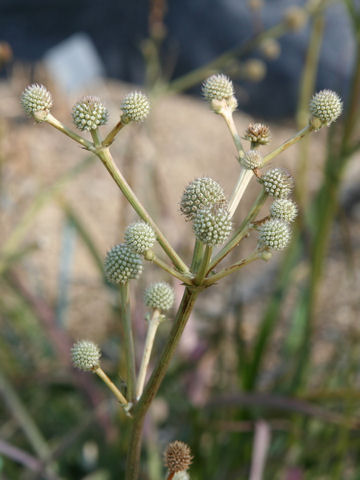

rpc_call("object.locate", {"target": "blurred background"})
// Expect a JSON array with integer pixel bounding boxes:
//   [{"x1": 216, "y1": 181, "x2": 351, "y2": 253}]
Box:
[{"x1": 1, "y1": 0, "x2": 360, "y2": 479}]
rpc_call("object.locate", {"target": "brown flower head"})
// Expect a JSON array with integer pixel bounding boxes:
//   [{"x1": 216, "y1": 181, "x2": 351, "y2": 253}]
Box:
[{"x1": 164, "y1": 441, "x2": 193, "y2": 473}]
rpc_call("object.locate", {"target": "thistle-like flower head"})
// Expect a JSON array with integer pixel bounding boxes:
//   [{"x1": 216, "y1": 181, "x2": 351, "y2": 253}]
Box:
[
  {"x1": 72, "y1": 96, "x2": 108, "y2": 131},
  {"x1": 309, "y1": 90, "x2": 342, "y2": 127},
  {"x1": 244, "y1": 122, "x2": 271, "y2": 145},
  {"x1": 164, "y1": 441, "x2": 193, "y2": 474},
  {"x1": 202, "y1": 74, "x2": 234, "y2": 101},
  {"x1": 258, "y1": 219, "x2": 291, "y2": 251},
  {"x1": 71, "y1": 340, "x2": 101, "y2": 371},
  {"x1": 270, "y1": 198, "x2": 298, "y2": 223},
  {"x1": 145, "y1": 282, "x2": 175, "y2": 312},
  {"x1": 262, "y1": 168, "x2": 293, "y2": 198},
  {"x1": 180, "y1": 177, "x2": 227, "y2": 221},
  {"x1": 124, "y1": 222, "x2": 156, "y2": 254},
  {"x1": 120, "y1": 91, "x2": 150, "y2": 124},
  {"x1": 241, "y1": 149, "x2": 264, "y2": 170},
  {"x1": 21, "y1": 84, "x2": 53, "y2": 120},
  {"x1": 193, "y1": 204, "x2": 232, "y2": 246},
  {"x1": 104, "y1": 243, "x2": 143, "y2": 285}
]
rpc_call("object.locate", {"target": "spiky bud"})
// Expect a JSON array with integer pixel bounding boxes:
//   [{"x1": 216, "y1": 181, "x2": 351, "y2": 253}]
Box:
[
  {"x1": 164, "y1": 441, "x2": 193, "y2": 474},
  {"x1": 71, "y1": 340, "x2": 101, "y2": 371},
  {"x1": 241, "y1": 149, "x2": 263, "y2": 170},
  {"x1": 270, "y1": 198, "x2": 298, "y2": 223},
  {"x1": 21, "y1": 84, "x2": 53, "y2": 120},
  {"x1": 202, "y1": 74, "x2": 234, "y2": 101},
  {"x1": 124, "y1": 222, "x2": 156, "y2": 254},
  {"x1": 180, "y1": 177, "x2": 227, "y2": 221},
  {"x1": 284, "y1": 7, "x2": 307, "y2": 31},
  {"x1": 309, "y1": 90, "x2": 342, "y2": 127},
  {"x1": 145, "y1": 282, "x2": 175, "y2": 312},
  {"x1": 120, "y1": 91, "x2": 150, "y2": 124},
  {"x1": 193, "y1": 204, "x2": 232, "y2": 246},
  {"x1": 244, "y1": 122, "x2": 271, "y2": 145},
  {"x1": 242, "y1": 59, "x2": 266, "y2": 82},
  {"x1": 72, "y1": 96, "x2": 108, "y2": 131},
  {"x1": 104, "y1": 244, "x2": 143, "y2": 285},
  {"x1": 260, "y1": 38, "x2": 281, "y2": 60},
  {"x1": 262, "y1": 168, "x2": 293, "y2": 198},
  {"x1": 258, "y1": 219, "x2": 291, "y2": 251}
]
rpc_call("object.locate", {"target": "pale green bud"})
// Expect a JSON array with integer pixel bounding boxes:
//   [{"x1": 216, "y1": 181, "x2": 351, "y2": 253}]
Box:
[
  {"x1": 202, "y1": 74, "x2": 234, "y2": 101},
  {"x1": 120, "y1": 91, "x2": 150, "y2": 123},
  {"x1": 270, "y1": 198, "x2": 298, "y2": 223},
  {"x1": 72, "y1": 96, "x2": 108, "y2": 131},
  {"x1": 104, "y1": 243, "x2": 143, "y2": 284},
  {"x1": 258, "y1": 219, "x2": 291, "y2": 251},
  {"x1": 193, "y1": 204, "x2": 232, "y2": 246},
  {"x1": 180, "y1": 177, "x2": 227, "y2": 221},
  {"x1": 21, "y1": 84, "x2": 53, "y2": 120},
  {"x1": 145, "y1": 282, "x2": 175, "y2": 312},
  {"x1": 71, "y1": 340, "x2": 101, "y2": 371},
  {"x1": 262, "y1": 168, "x2": 293, "y2": 198},
  {"x1": 124, "y1": 222, "x2": 156, "y2": 254},
  {"x1": 309, "y1": 90, "x2": 342, "y2": 127}
]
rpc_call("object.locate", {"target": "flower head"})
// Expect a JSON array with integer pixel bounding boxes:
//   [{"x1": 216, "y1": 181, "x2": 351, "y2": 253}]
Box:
[
  {"x1": 241, "y1": 149, "x2": 263, "y2": 170},
  {"x1": 125, "y1": 222, "x2": 156, "y2": 254},
  {"x1": 202, "y1": 74, "x2": 234, "y2": 101},
  {"x1": 244, "y1": 122, "x2": 271, "y2": 145},
  {"x1": 72, "y1": 96, "x2": 108, "y2": 131},
  {"x1": 21, "y1": 84, "x2": 53, "y2": 120},
  {"x1": 180, "y1": 177, "x2": 227, "y2": 221},
  {"x1": 104, "y1": 244, "x2": 143, "y2": 284},
  {"x1": 309, "y1": 90, "x2": 342, "y2": 127},
  {"x1": 71, "y1": 340, "x2": 101, "y2": 371},
  {"x1": 262, "y1": 168, "x2": 293, "y2": 199},
  {"x1": 164, "y1": 441, "x2": 193, "y2": 474},
  {"x1": 145, "y1": 282, "x2": 175, "y2": 312},
  {"x1": 270, "y1": 198, "x2": 298, "y2": 223},
  {"x1": 193, "y1": 204, "x2": 232, "y2": 246},
  {"x1": 120, "y1": 91, "x2": 150, "y2": 123},
  {"x1": 258, "y1": 219, "x2": 291, "y2": 251}
]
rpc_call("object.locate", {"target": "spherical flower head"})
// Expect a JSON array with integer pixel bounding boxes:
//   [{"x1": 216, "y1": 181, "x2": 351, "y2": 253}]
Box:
[
  {"x1": 262, "y1": 168, "x2": 293, "y2": 198},
  {"x1": 21, "y1": 84, "x2": 53, "y2": 120},
  {"x1": 120, "y1": 91, "x2": 150, "y2": 124},
  {"x1": 270, "y1": 198, "x2": 298, "y2": 223},
  {"x1": 164, "y1": 441, "x2": 193, "y2": 473},
  {"x1": 104, "y1": 243, "x2": 143, "y2": 285},
  {"x1": 180, "y1": 177, "x2": 227, "y2": 221},
  {"x1": 241, "y1": 149, "x2": 263, "y2": 170},
  {"x1": 244, "y1": 122, "x2": 271, "y2": 145},
  {"x1": 260, "y1": 38, "x2": 281, "y2": 60},
  {"x1": 202, "y1": 74, "x2": 234, "y2": 101},
  {"x1": 284, "y1": 6, "x2": 308, "y2": 31},
  {"x1": 258, "y1": 219, "x2": 291, "y2": 251},
  {"x1": 145, "y1": 282, "x2": 175, "y2": 312},
  {"x1": 309, "y1": 90, "x2": 342, "y2": 127},
  {"x1": 124, "y1": 222, "x2": 156, "y2": 254},
  {"x1": 72, "y1": 96, "x2": 108, "y2": 131},
  {"x1": 193, "y1": 204, "x2": 232, "y2": 246},
  {"x1": 71, "y1": 340, "x2": 101, "y2": 371}
]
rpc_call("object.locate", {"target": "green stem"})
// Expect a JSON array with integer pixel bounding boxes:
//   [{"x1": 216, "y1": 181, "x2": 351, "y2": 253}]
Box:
[
  {"x1": 204, "y1": 250, "x2": 264, "y2": 286},
  {"x1": 190, "y1": 238, "x2": 205, "y2": 273},
  {"x1": 194, "y1": 244, "x2": 212, "y2": 285},
  {"x1": 136, "y1": 309, "x2": 162, "y2": 400},
  {"x1": 228, "y1": 168, "x2": 254, "y2": 218},
  {"x1": 209, "y1": 189, "x2": 267, "y2": 272},
  {"x1": 221, "y1": 110, "x2": 245, "y2": 159},
  {"x1": 119, "y1": 284, "x2": 137, "y2": 403},
  {"x1": 94, "y1": 367, "x2": 130, "y2": 410},
  {"x1": 262, "y1": 124, "x2": 313, "y2": 166},
  {"x1": 144, "y1": 250, "x2": 193, "y2": 285},
  {"x1": 103, "y1": 120, "x2": 126, "y2": 147},
  {"x1": 125, "y1": 287, "x2": 199, "y2": 480},
  {"x1": 96, "y1": 147, "x2": 189, "y2": 273},
  {"x1": 45, "y1": 114, "x2": 94, "y2": 150}
]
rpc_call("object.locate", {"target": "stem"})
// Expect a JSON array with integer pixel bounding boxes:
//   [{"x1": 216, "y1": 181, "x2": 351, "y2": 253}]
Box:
[
  {"x1": 204, "y1": 250, "x2": 265, "y2": 286},
  {"x1": 194, "y1": 244, "x2": 212, "y2": 285},
  {"x1": 228, "y1": 168, "x2": 254, "y2": 218},
  {"x1": 144, "y1": 250, "x2": 193, "y2": 285},
  {"x1": 45, "y1": 114, "x2": 94, "y2": 150},
  {"x1": 262, "y1": 124, "x2": 313, "y2": 166},
  {"x1": 103, "y1": 120, "x2": 125, "y2": 147},
  {"x1": 190, "y1": 238, "x2": 205, "y2": 273},
  {"x1": 221, "y1": 109, "x2": 246, "y2": 159},
  {"x1": 96, "y1": 147, "x2": 189, "y2": 273},
  {"x1": 125, "y1": 287, "x2": 199, "y2": 480},
  {"x1": 136, "y1": 309, "x2": 163, "y2": 400},
  {"x1": 91, "y1": 128, "x2": 102, "y2": 148},
  {"x1": 209, "y1": 189, "x2": 267, "y2": 271},
  {"x1": 94, "y1": 367, "x2": 130, "y2": 409},
  {"x1": 119, "y1": 284, "x2": 137, "y2": 403}
]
